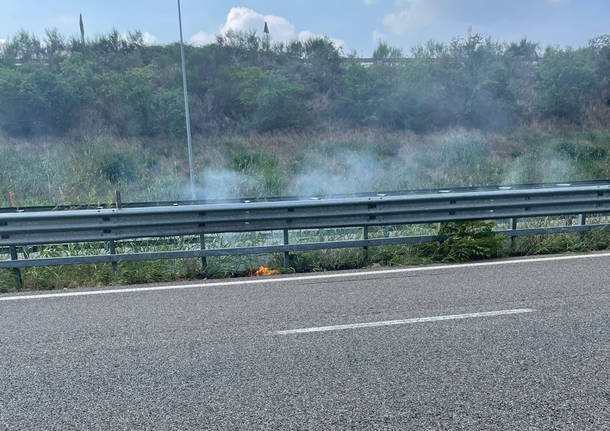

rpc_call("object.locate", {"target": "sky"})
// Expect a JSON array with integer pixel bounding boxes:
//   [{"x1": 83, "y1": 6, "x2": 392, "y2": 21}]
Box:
[{"x1": 0, "y1": 0, "x2": 608, "y2": 55}]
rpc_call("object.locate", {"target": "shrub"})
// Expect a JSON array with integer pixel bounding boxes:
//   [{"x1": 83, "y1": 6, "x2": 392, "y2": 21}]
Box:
[
  {"x1": 434, "y1": 221, "x2": 507, "y2": 263},
  {"x1": 98, "y1": 152, "x2": 137, "y2": 184},
  {"x1": 535, "y1": 47, "x2": 598, "y2": 122}
]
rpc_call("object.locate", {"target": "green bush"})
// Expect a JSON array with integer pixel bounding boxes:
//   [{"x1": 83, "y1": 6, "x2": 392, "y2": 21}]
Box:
[
  {"x1": 0, "y1": 66, "x2": 82, "y2": 135},
  {"x1": 229, "y1": 148, "x2": 288, "y2": 196},
  {"x1": 535, "y1": 47, "x2": 598, "y2": 122},
  {"x1": 514, "y1": 230, "x2": 610, "y2": 256},
  {"x1": 433, "y1": 221, "x2": 507, "y2": 263},
  {"x1": 251, "y1": 72, "x2": 312, "y2": 132},
  {"x1": 99, "y1": 153, "x2": 137, "y2": 184},
  {"x1": 1, "y1": 30, "x2": 608, "y2": 136}
]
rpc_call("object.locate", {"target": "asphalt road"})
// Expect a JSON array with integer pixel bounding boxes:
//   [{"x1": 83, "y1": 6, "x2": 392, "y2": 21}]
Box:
[{"x1": 1, "y1": 253, "x2": 609, "y2": 430}]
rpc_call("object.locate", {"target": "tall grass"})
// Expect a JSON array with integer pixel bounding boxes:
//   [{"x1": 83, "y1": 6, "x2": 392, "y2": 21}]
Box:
[
  {"x1": 1, "y1": 128, "x2": 609, "y2": 206},
  {"x1": 1, "y1": 127, "x2": 609, "y2": 291}
]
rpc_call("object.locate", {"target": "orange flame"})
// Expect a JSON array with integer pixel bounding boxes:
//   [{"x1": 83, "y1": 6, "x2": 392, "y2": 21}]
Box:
[{"x1": 253, "y1": 266, "x2": 279, "y2": 276}]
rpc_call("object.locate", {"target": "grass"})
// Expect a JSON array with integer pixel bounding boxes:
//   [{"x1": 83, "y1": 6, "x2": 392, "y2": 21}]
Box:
[
  {"x1": 0, "y1": 126, "x2": 609, "y2": 291},
  {"x1": 2, "y1": 223, "x2": 609, "y2": 293},
  {"x1": 1, "y1": 127, "x2": 609, "y2": 206}
]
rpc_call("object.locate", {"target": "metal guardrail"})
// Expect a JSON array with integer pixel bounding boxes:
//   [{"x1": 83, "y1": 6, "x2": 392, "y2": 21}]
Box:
[
  {"x1": 4, "y1": 180, "x2": 610, "y2": 213},
  {"x1": 2, "y1": 182, "x2": 610, "y2": 288}
]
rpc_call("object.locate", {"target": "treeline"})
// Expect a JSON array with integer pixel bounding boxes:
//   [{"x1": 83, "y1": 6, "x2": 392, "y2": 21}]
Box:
[{"x1": 0, "y1": 29, "x2": 608, "y2": 137}]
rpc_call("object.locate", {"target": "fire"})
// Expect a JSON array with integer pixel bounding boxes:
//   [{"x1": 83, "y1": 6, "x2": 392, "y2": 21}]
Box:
[{"x1": 253, "y1": 266, "x2": 279, "y2": 276}]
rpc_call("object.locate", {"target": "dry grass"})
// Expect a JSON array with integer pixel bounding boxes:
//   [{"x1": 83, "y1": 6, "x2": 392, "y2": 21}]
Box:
[{"x1": 1, "y1": 127, "x2": 609, "y2": 291}]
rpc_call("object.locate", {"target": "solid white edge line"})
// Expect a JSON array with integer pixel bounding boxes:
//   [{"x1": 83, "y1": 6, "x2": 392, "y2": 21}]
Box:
[
  {"x1": 273, "y1": 308, "x2": 536, "y2": 335},
  {"x1": 1, "y1": 251, "x2": 610, "y2": 302}
]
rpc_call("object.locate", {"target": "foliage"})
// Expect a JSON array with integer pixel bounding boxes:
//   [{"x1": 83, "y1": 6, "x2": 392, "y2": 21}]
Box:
[
  {"x1": 4, "y1": 226, "x2": 609, "y2": 292},
  {"x1": 433, "y1": 221, "x2": 507, "y2": 262},
  {"x1": 250, "y1": 71, "x2": 311, "y2": 131},
  {"x1": 98, "y1": 152, "x2": 137, "y2": 184},
  {"x1": 0, "y1": 29, "x2": 609, "y2": 292},
  {"x1": 535, "y1": 47, "x2": 598, "y2": 122},
  {"x1": 1, "y1": 128, "x2": 609, "y2": 207},
  {"x1": 0, "y1": 65, "x2": 83, "y2": 135},
  {"x1": 0, "y1": 30, "x2": 608, "y2": 137},
  {"x1": 229, "y1": 146, "x2": 288, "y2": 195}
]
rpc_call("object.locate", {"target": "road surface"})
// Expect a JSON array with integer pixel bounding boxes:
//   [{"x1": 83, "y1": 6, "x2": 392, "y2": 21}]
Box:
[{"x1": 1, "y1": 253, "x2": 609, "y2": 429}]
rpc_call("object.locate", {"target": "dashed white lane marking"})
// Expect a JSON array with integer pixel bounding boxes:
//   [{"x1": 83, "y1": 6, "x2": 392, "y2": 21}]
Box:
[
  {"x1": 1, "y1": 251, "x2": 609, "y2": 302},
  {"x1": 273, "y1": 308, "x2": 536, "y2": 335}
]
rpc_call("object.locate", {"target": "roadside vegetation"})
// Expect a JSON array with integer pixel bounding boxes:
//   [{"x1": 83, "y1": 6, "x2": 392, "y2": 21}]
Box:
[
  {"x1": 1, "y1": 128, "x2": 609, "y2": 205},
  {"x1": 2, "y1": 221, "x2": 610, "y2": 292},
  {"x1": 0, "y1": 29, "x2": 608, "y2": 291},
  {"x1": 0, "y1": 30, "x2": 608, "y2": 138}
]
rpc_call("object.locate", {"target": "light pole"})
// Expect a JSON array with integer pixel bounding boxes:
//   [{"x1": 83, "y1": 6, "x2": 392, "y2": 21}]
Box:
[{"x1": 177, "y1": 0, "x2": 196, "y2": 200}]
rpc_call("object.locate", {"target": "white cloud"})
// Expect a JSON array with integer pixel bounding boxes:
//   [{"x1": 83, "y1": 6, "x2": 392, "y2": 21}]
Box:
[
  {"x1": 0, "y1": 39, "x2": 5, "y2": 46},
  {"x1": 383, "y1": 0, "x2": 442, "y2": 35},
  {"x1": 221, "y1": 7, "x2": 296, "y2": 42},
  {"x1": 376, "y1": 0, "x2": 600, "y2": 51},
  {"x1": 190, "y1": 7, "x2": 344, "y2": 49},
  {"x1": 189, "y1": 31, "x2": 216, "y2": 46},
  {"x1": 382, "y1": 0, "x2": 561, "y2": 37},
  {"x1": 142, "y1": 32, "x2": 157, "y2": 45}
]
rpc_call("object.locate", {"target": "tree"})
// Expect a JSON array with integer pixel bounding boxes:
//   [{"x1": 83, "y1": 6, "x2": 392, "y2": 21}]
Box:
[
  {"x1": 372, "y1": 42, "x2": 402, "y2": 62},
  {"x1": 0, "y1": 65, "x2": 81, "y2": 135},
  {"x1": 535, "y1": 47, "x2": 598, "y2": 122}
]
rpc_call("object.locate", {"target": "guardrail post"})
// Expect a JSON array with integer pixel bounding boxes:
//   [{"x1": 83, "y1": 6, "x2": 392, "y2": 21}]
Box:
[
  {"x1": 363, "y1": 225, "x2": 369, "y2": 263},
  {"x1": 509, "y1": 218, "x2": 518, "y2": 251},
  {"x1": 283, "y1": 229, "x2": 290, "y2": 268},
  {"x1": 9, "y1": 246, "x2": 22, "y2": 290},
  {"x1": 579, "y1": 213, "x2": 586, "y2": 226},
  {"x1": 109, "y1": 240, "x2": 117, "y2": 275},
  {"x1": 578, "y1": 213, "x2": 587, "y2": 240},
  {"x1": 108, "y1": 189, "x2": 121, "y2": 275},
  {"x1": 200, "y1": 234, "x2": 208, "y2": 276}
]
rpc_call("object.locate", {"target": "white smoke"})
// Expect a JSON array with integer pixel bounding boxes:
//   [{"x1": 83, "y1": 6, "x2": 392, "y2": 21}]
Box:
[{"x1": 196, "y1": 169, "x2": 259, "y2": 200}]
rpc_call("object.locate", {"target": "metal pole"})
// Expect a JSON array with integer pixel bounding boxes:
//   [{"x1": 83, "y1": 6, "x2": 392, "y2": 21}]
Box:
[
  {"x1": 109, "y1": 189, "x2": 121, "y2": 275},
  {"x1": 200, "y1": 233, "x2": 208, "y2": 276},
  {"x1": 363, "y1": 225, "x2": 369, "y2": 263},
  {"x1": 283, "y1": 229, "x2": 290, "y2": 268},
  {"x1": 9, "y1": 246, "x2": 22, "y2": 290},
  {"x1": 177, "y1": 0, "x2": 196, "y2": 200},
  {"x1": 578, "y1": 213, "x2": 587, "y2": 240},
  {"x1": 509, "y1": 218, "x2": 518, "y2": 251},
  {"x1": 109, "y1": 240, "x2": 117, "y2": 275}
]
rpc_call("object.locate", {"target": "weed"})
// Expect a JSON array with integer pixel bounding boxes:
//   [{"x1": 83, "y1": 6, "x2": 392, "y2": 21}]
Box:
[
  {"x1": 439, "y1": 221, "x2": 507, "y2": 262},
  {"x1": 1, "y1": 128, "x2": 609, "y2": 291}
]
